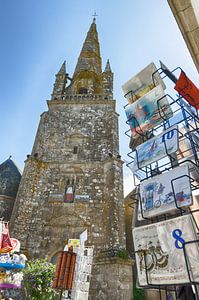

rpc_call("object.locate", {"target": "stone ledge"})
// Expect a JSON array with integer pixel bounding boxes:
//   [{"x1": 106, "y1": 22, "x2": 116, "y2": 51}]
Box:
[
  {"x1": 48, "y1": 194, "x2": 91, "y2": 204},
  {"x1": 95, "y1": 256, "x2": 134, "y2": 266},
  {"x1": 47, "y1": 98, "x2": 116, "y2": 107}
]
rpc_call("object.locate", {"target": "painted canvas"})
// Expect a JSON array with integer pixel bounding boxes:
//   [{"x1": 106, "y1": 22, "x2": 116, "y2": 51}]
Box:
[
  {"x1": 132, "y1": 125, "x2": 178, "y2": 172},
  {"x1": 138, "y1": 164, "x2": 192, "y2": 220},
  {"x1": 133, "y1": 215, "x2": 199, "y2": 286},
  {"x1": 125, "y1": 85, "x2": 173, "y2": 139},
  {"x1": 122, "y1": 62, "x2": 166, "y2": 104}
]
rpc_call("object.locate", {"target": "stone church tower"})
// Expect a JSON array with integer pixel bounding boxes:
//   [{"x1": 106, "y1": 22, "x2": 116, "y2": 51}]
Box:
[{"x1": 10, "y1": 19, "x2": 133, "y2": 299}]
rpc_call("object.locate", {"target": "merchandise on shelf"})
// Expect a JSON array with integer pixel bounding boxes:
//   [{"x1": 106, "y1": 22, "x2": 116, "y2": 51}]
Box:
[{"x1": 133, "y1": 214, "x2": 199, "y2": 286}]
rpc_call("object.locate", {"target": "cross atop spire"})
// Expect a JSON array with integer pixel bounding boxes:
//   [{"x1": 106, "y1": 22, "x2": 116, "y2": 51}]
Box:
[{"x1": 92, "y1": 12, "x2": 98, "y2": 23}]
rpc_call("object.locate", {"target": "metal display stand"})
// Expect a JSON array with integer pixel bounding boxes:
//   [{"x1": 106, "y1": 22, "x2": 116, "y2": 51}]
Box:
[{"x1": 124, "y1": 64, "x2": 199, "y2": 300}]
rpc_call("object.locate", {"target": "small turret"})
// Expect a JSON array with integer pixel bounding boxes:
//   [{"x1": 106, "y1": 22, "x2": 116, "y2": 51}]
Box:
[
  {"x1": 102, "y1": 59, "x2": 113, "y2": 97},
  {"x1": 51, "y1": 61, "x2": 67, "y2": 100}
]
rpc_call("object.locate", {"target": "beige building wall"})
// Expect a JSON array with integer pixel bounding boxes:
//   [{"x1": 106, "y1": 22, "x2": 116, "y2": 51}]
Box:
[{"x1": 168, "y1": 0, "x2": 199, "y2": 72}]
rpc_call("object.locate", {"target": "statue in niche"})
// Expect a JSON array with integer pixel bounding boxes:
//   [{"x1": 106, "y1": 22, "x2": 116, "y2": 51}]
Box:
[{"x1": 64, "y1": 178, "x2": 76, "y2": 203}]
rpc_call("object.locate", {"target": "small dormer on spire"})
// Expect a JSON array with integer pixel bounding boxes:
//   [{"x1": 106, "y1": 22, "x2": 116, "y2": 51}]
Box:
[
  {"x1": 51, "y1": 61, "x2": 67, "y2": 100},
  {"x1": 102, "y1": 59, "x2": 113, "y2": 97}
]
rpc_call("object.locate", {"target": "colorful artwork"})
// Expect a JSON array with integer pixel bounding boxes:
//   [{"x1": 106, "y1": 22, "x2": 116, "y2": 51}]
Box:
[
  {"x1": 132, "y1": 126, "x2": 178, "y2": 171},
  {"x1": 122, "y1": 62, "x2": 166, "y2": 104},
  {"x1": 0, "y1": 253, "x2": 27, "y2": 269},
  {"x1": 0, "y1": 221, "x2": 25, "y2": 291},
  {"x1": 0, "y1": 269, "x2": 23, "y2": 289},
  {"x1": 133, "y1": 215, "x2": 199, "y2": 286},
  {"x1": 68, "y1": 239, "x2": 80, "y2": 249},
  {"x1": 138, "y1": 165, "x2": 192, "y2": 220},
  {"x1": 0, "y1": 223, "x2": 20, "y2": 254},
  {"x1": 125, "y1": 85, "x2": 173, "y2": 139}
]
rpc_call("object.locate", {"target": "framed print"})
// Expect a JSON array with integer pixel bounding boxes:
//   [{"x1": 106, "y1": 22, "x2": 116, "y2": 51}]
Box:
[
  {"x1": 125, "y1": 85, "x2": 173, "y2": 139},
  {"x1": 138, "y1": 164, "x2": 192, "y2": 220},
  {"x1": 122, "y1": 62, "x2": 166, "y2": 104},
  {"x1": 132, "y1": 125, "x2": 178, "y2": 171},
  {"x1": 133, "y1": 215, "x2": 199, "y2": 286}
]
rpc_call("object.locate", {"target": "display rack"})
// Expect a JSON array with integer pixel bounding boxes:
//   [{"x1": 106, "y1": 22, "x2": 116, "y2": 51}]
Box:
[{"x1": 124, "y1": 64, "x2": 199, "y2": 300}]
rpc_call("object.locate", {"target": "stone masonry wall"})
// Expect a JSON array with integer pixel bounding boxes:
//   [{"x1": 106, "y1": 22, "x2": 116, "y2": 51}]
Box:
[{"x1": 10, "y1": 98, "x2": 131, "y2": 299}]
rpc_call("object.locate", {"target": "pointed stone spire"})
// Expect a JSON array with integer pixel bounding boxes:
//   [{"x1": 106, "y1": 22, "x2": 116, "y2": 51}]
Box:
[
  {"x1": 73, "y1": 20, "x2": 102, "y2": 76},
  {"x1": 65, "y1": 20, "x2": 103, "y2": 96},
  {"x1": 51, "y1": 61, "x2": 67, "y2": 100},
  {"x1": 104, "y1": 59, "x2": 112, "y2": 73}
]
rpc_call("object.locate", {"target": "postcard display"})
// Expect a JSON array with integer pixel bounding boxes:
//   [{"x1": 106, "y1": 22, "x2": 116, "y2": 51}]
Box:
[
  {"x1": 123, "y1": 62, "x2": 199, "y2": 298},
  {"x1": 0, "y1": 221, "x2": 26, "y2": 290},
  {"x1": 71, "y1": 246, "x2": 94, "y2": 300}
]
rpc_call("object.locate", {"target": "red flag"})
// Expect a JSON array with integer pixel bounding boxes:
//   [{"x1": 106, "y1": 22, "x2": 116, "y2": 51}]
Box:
[
  {"x1": 0, "y1": 223, "x2": 13, "y2": 253},
  {"x1": 174, "y1": 71, "x2": 199, "y2": 109}
]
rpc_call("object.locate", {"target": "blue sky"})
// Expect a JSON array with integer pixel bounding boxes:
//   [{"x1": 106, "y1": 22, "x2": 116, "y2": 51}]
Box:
[{"x1": 1, "y1": 0, "x2": 199, "y2": 195}]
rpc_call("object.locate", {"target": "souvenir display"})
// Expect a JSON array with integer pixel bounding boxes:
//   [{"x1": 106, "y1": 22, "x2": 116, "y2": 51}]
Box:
[
  {"x1": 0, "y1": 221, "x2": 26, "y2": 290},
  {"x1": 138, "y1": 164, "x2": 192, "y2": 220},
  {"x1": 72, "y1": 245, "x2": 94, "y2": 300},
  {"x1": 132, "y1": 126, "x2": 178, "y2": 171},
  {"x1": 0, "y1": 253, "x2": 27, "y2": 269},
  {"x1": 125, "y1": 62, "x2": 199, "y2": 297},
  {"x1": 176, "y1": 124, "x2": 199, "y2": 181},
  {"x1": 0, "y1": 269, "x2": 23, "y2": 289},
  {"x1": 122, "y1": 62, "x2": 165, "y2": 104},
  {"x1": 133, "y1": 215, "x2": 199, "y2": 286},
  {"x1": 80, "y1": 230, "x2": 88, "y2": 246},
  {"x1": 160, "y1": 61, "x2": 178, "y2": 84},
  {"x1": 0, "y1": 223, "x2": 20, "y2": 254},
  {"x1": 129, "y1": 131, "x2": 154, "y2": 151},
  {"x1": 174, "y1": 71, "x2": 199, "y2": 109},
  {"x1": 68, "y1": 239, "x2": 80, "y2": 249},
  {"x1": 76, "y1": 282, "x2": 90, "y2": 292},
  {"x1": 125, "y1": 85, "x2": 173, "y2": 139},
  {"x1": 178, "y1": 124, "x2": 199, "y2": 159},
  {"x1": 74, "y1": 291, "x2": 89, "y2": 300}
]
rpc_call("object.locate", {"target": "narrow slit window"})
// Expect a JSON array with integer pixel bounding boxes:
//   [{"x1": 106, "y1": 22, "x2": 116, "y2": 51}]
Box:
[{"x1": 73, "y1": 146, "x2": 78, "y2": 154}]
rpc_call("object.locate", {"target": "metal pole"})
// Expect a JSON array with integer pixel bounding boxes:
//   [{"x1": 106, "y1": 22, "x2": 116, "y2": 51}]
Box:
[{"x1": 60, "y1": 289, "x2": 63, "y2": 300}]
